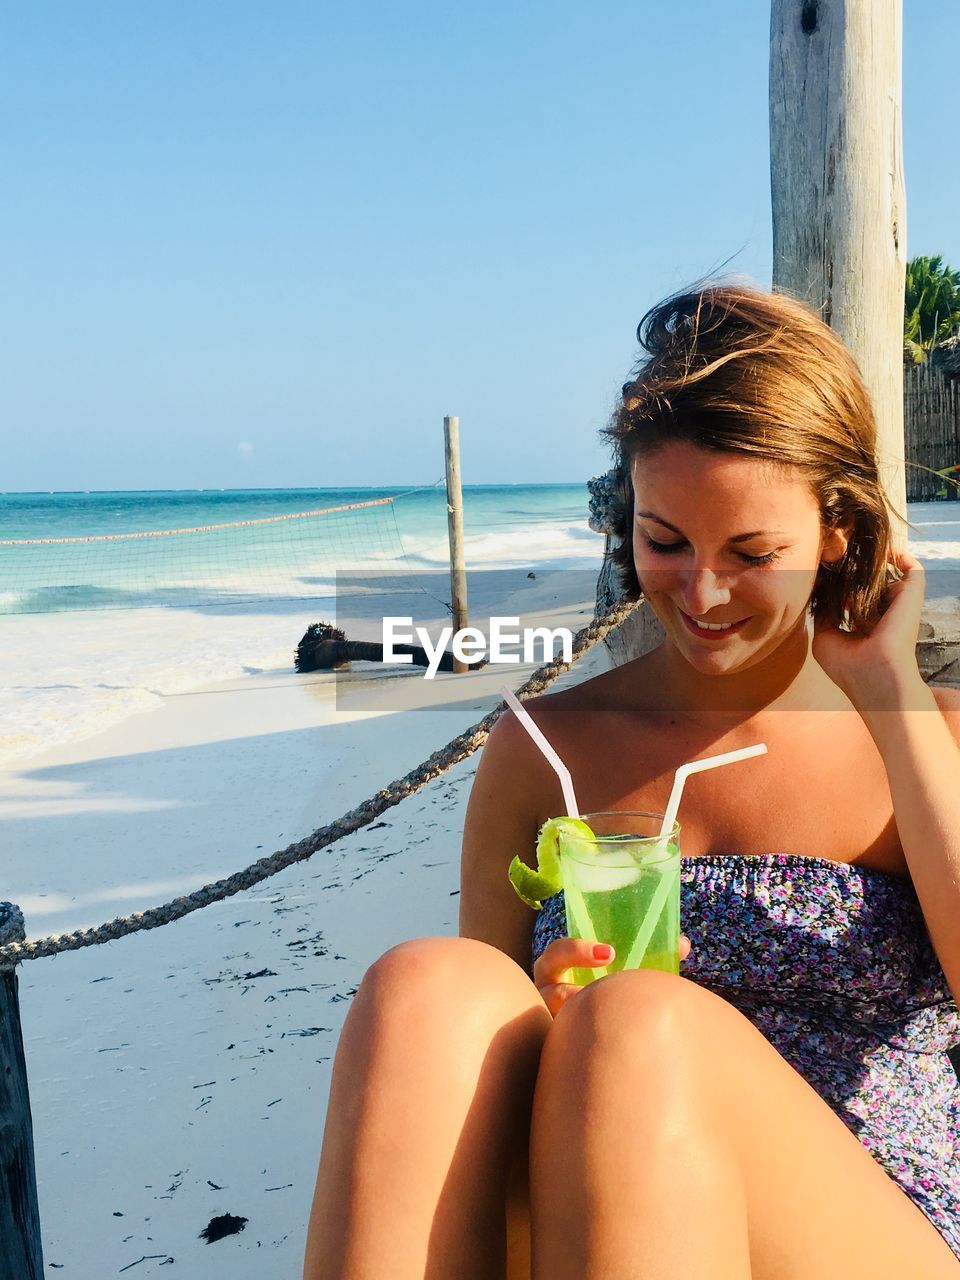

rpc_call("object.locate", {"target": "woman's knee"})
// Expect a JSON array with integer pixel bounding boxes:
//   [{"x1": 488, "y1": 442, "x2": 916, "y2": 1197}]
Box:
[
  {"x1": 358, "y1": 935, "x2": 544, "y2": 1028},
  {"x1": 531, "y1": 972, "x2": 714, "y2": 1168},
  {"x1": 549, "y1": 968, "x2": 704, "y2": 1062}
]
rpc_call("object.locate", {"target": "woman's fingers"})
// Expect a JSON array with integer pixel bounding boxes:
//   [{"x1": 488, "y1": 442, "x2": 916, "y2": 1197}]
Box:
[
  {"x1": 538, "y1": 982, "x2": 581, "y2": 1018},
  {"x1": 535, "y1": 933, "x2": 694, "y2": 1015},
  {"x1": 534, "y1": 937, "x2": 613, "y2": 1017},
  {"x1": 535, "y1": 932, "x2": 693, "y2": 989},
  {"x1": 533, "y1": 936, "x2": 613, "y2": 991}
]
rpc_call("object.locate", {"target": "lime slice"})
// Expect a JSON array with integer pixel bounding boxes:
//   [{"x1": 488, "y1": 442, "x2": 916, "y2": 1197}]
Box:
[
  {"x1": 507, "y1": 815, "x2": 597, "y2": 910},
  {"x1": 507, "y1": 856, "x2": 559, "y2": 910},
  {"x1": 535, "y1": 816, "x2": 596, "y2": 884}
]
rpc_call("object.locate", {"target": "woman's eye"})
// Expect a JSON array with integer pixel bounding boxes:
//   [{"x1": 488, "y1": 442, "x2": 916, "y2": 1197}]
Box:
[
  {"x1": 643, "y1": 536, "x2": 685, "y2": 555},
  {"x1": 739, "y1": 551, "x2": 779, "y2": 566},
  {"x1": 642, "y1": 535, "x2": 779, "y2": 567}
]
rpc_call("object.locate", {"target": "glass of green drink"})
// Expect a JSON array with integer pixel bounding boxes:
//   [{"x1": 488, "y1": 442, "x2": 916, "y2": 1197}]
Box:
[{"x1": 558, "y1": 811, "x2": 681, "y2": 985}]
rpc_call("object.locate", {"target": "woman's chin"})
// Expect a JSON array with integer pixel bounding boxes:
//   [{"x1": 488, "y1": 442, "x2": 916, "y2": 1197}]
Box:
[
  {"x1": 663, "y1": 619, "x2": 768, "y2": 676},
  {"x1": 666, "y1": 622, "x2": 802, "y2": 679},
  {"x1": 677, "y1": 644, "x2": 753, "y2": 676}
]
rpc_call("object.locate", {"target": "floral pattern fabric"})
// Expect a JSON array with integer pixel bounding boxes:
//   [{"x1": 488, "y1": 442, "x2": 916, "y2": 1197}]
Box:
[{"x1": 532, "y1": 853, "x2": 960, "y2": 1259}]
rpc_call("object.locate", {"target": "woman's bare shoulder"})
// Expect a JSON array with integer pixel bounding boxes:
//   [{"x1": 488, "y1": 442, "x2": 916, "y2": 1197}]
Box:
[{"x1": 520, "y1": 651, "x2": 662, "y2": 722}]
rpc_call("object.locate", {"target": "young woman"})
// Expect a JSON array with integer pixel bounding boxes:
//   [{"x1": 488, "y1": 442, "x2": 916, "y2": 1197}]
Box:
[{"x1": 303, "y1": 284, "x2": 960, "y2": 1278}]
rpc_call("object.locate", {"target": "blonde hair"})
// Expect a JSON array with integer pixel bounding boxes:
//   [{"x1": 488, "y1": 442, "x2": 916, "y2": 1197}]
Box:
[{"x1": 603, "y1": 282, "x2": 896, "y2": 633}]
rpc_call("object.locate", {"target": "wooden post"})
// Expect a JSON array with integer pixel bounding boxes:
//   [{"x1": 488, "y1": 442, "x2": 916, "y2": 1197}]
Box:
[
  {"x1": 770, "y1": 0, "x2": 908, "y2": 539},
  {"x1": 443, "y1": 415, "x2": 469, "y2": 673},
  {"x1": 596, "y1": 554, "x2": 664, "y2": 667},
  {"x1": 0, "y1": 903, "x2": 43, "y2": 1279}
]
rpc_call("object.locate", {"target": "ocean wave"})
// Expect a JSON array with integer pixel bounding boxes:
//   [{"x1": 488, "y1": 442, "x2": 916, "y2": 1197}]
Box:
[
  {"x1": 0, "y1": 606, "x2": 324, "y2": 768},
  {"x1": 1, "y1": 576, "x2": 344, "y2": 615},
  {"x1": 399, "y1": 521, "x2": 606, "y2": 570}
]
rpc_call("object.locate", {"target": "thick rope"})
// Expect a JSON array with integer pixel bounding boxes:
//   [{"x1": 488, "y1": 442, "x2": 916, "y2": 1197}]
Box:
[{"x1": 0, "y1": 598, "x2": 639, "y2": 967}]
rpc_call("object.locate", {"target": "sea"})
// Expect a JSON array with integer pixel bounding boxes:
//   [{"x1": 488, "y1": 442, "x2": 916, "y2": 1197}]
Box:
[{"x1": 0, "y1": 485, "x2": 607, "y2": 765}]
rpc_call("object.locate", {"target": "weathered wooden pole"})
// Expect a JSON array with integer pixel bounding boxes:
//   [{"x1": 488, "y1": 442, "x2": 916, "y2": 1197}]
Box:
[
  {"x1": 595, "y1": 556, "x2": 664, "y2": 668},
  {"x1": 0, "y1": 903, "x2": 43, "y2": 1278},
  {"x1": 443, "y1": 415, "x2": 470, "y2": 673},
  {"x1": 770, "y1": 0, "x2": 908, "y2": 538}
]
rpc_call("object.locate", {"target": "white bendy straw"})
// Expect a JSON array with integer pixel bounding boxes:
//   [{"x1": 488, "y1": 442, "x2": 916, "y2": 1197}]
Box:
[
  {"x1": 659, "y1": 743, "x2": 768, "y2": 838},
  {"x1": 500, "y1": 685, "x2": 580, "y2": 818},
  {"x1": 621, "y1": 743, "x2": 769, "y2": 972}
]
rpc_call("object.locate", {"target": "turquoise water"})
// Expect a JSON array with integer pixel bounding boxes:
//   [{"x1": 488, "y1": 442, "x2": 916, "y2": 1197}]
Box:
[
  {"x1": 1, "y1": 483, "x2": 605, "y2": 762},
  {"x1": 0, "y1": 484, "x2": 589, "y2": 539},
  {"x1": 0, "y1": 484, "x2": 595, "y2": 614}
]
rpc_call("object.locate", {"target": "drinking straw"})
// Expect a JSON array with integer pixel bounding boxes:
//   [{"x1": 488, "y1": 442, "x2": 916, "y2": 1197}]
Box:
[
  {"x1": 500, "y1": 685, "x2": 580, "y2": 818},
  {"x1": 623, "y1": 862, "x2": 681, "y2": 972},
  {"x1": 623, "y1": 742, "x2": 768, "y2": 971},
  {"x1": 659, "y1": 743, "x2": 767, "y2": 839},
  {"x1": 564, "y1": 890, "x2": 606, "y2": 979},
  {"x1": 499, "y1": 687, "x2": 599, "y2": 973}
]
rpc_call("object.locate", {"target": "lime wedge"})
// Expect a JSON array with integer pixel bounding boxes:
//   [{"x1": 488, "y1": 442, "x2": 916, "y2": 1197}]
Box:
[
  {"x1": 507, "y1": 856, "x2": 559, "y2": 910},
  {"x1": 507, "y1": 815, "x2": 597, "y2": 910},
  {"x1": 534, "y1": 816, "x2": 596, "y2": 883}
]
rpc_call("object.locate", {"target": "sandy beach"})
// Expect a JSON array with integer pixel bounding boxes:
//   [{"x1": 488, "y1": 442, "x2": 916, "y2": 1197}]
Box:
[{"x1": 2, "y1": 567, "x2": 609, "y2": 1277}]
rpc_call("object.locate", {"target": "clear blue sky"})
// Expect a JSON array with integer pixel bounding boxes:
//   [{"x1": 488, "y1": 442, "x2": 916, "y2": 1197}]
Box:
[{"x1": 3, "y1": 2, "x2": 957, "y2": 492}]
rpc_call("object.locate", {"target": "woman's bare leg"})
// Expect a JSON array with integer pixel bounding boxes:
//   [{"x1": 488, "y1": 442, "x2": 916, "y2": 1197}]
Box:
[
  {"x1": 303, "y1": 936, "x2": 550, "y2": 1280},
  {"x1": 530, "y1": 969, "x2": 960, "y2": 1279}
]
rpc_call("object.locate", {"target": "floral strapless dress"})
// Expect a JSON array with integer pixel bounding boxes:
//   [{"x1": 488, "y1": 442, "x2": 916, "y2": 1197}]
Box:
[{"x1": 532, "y1": 853, "x2": 960, "y2": 1260}]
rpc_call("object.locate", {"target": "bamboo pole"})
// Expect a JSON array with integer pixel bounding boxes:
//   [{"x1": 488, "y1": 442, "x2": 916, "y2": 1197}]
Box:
[
  {"x1": 770, "y1": 0, "x2": 908, "y2": 541},
  {"x1": 443, "y1": 416, "x2": 469, "y2": 673},
  {"x1": 0, "y1": 903, "x2": 43, "y2": 1278}
]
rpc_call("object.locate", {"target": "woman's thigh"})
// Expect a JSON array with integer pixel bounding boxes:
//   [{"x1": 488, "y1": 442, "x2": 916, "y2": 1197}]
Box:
[
  {"x1": 536, "y1": 970, "x2": 959, "y2": 1278},
  {"x1": 307, "y1": 937, "x2": 550, "y2": 1279}
]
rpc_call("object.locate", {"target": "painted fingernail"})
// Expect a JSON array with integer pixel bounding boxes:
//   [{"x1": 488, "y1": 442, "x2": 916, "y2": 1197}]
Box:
[{"x1": 593, "y1": 944, "x2": 614, "y2": 961}]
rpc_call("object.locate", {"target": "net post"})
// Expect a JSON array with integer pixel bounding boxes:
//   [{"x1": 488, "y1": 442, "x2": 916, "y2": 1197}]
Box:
[
  {"x1": 443, "y1": 415, "x2": 469, "y2": 672},
  {"x1": 0, "y1": 903, "x2": 43, "y2": 1279}
]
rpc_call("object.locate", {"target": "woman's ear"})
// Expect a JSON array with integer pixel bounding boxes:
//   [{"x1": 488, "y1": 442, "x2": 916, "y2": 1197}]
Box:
[{"x1": 819, "y1": 523, "x2": 851, "y2": 568}]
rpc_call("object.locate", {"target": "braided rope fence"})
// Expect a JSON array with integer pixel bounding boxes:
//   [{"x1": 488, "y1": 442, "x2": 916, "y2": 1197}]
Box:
[{"x1": 0, "y1": 598, "x2": 639, "y2": 969}]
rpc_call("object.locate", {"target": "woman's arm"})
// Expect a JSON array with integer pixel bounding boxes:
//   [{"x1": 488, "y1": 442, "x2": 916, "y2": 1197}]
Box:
[
  {"x1": 861, "y1": 679, "x2": 960, "y2": 1009},
  {"x1": 860, "y1": 680, "x2": 960, "y2": 1008},
  {"x1": 459, "y1": 708, "x2": 563, "y2": 973},
  {"x1": 812, "y1": 553, "x2": 960, "y2": 1005}
]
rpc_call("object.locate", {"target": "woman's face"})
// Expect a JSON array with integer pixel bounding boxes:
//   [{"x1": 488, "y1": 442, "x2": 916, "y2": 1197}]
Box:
[{"x1": 630, "y1": 441, "x2": 848, "y2": 677}]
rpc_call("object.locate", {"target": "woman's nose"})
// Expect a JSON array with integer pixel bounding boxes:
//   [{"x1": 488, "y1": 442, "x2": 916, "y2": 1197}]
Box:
[{"x1": 678, "y1": 568, "x2": 732, "y2": 616}]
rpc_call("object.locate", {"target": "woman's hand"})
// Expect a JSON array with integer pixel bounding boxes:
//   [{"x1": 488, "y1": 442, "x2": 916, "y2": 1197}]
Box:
[
  {"x1": 812, "y1": 550, "x2": 928, "y2": 715},
  {"x1": 533, "y1": 939, "x2": 615, "y2": 1019},
  {"x1": 533, "y1": 934, "x2": 692, "y2": 1019}
]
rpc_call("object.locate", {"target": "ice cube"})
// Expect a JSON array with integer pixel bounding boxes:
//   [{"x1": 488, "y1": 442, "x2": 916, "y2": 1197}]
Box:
[{"x1": 565, "y1": 854, "x2": 644, "y2": 894}]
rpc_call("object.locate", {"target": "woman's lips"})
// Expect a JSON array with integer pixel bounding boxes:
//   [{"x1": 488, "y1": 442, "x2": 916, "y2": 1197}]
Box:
[{"x1": 678, "y1": 609, "x2": 750, "y2": 639}]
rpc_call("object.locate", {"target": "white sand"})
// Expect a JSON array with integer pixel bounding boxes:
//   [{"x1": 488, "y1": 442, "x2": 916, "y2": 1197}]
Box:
[{"x1": 2, "y1": 570, "x2": 608, "y2": 1277}]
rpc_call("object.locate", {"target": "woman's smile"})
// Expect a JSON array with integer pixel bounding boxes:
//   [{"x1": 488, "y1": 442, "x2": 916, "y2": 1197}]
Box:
[{"x1": 678, "y1": 609, "x2": 752, "y2": 638}]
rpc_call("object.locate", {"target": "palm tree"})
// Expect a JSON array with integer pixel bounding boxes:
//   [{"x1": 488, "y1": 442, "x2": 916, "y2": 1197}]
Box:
[{"x1": 904, "y1": 255, "x2": 960, "y2": 363}]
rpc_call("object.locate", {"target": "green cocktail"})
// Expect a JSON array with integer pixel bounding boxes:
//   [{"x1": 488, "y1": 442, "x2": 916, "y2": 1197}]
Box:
[{"x1": 558, "y1": 812, "x2": 681, "y2": 985}]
